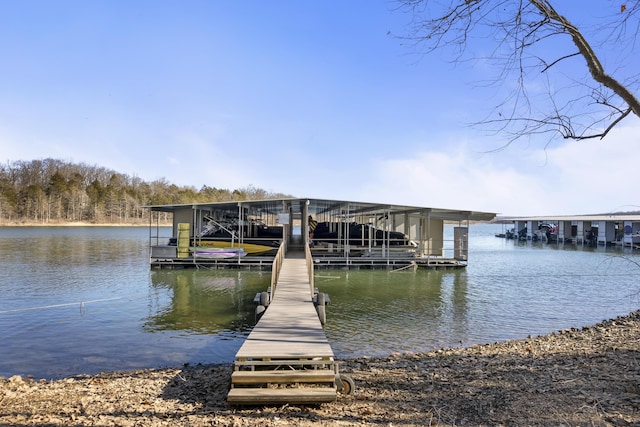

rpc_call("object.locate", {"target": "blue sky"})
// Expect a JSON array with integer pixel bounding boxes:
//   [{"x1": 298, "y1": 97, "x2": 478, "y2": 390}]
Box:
[{"x1": 1, "y1": 1, "x2": 638, "y2": 216}]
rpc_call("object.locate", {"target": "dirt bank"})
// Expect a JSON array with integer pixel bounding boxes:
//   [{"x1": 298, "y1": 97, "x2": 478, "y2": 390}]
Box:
[{"x1": 2, "y1": 311, "x2": 639, "y2": 426}]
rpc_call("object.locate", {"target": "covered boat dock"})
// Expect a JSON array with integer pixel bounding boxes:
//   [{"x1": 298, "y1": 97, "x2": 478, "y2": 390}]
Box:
[
  {"x1": 146, "y1": 197, "x2": 496, "y2": 269},
  {"x1": 496, "y1": 214, "x2": 640, "y2": 247}
]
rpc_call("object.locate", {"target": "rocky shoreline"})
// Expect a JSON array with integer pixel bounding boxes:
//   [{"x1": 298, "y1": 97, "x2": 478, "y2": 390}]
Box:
[{"x1": 2, "y1": 311, "x2": 639, "y2": 426}]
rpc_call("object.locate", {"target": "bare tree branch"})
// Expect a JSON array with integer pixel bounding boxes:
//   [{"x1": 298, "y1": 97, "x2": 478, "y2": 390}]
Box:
[
  {"x1": 529, "y1": 0, "x2": 640, "y2": 119},
  {"x1": 396, "y1": 0, "x2": 640, "y2": 143},
  {"x1": 540, "y1": 51, "x2": 581, "y2": 73}
]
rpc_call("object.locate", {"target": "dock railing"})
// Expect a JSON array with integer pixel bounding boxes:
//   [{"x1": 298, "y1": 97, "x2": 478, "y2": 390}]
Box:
[
  {"x1": 305, "y1": 242, "x2": 314, "y2": 298},
  {"x1": 270, "y1": 241, "x2": 286, "y2": 302}
]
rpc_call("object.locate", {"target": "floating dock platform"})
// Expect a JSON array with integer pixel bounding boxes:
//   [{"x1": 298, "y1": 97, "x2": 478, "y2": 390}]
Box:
[{"x1": 146, "y1": 197, "x2": 495, "y2": 270}]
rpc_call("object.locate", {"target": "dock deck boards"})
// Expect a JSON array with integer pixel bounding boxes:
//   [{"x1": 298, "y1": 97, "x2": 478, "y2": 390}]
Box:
[
  {"x1": 236, "y1": 258, "x2": 333, "y2": 360},
  {"x1": 228, "y1": 255, "x2": 337, "y2": 405}
]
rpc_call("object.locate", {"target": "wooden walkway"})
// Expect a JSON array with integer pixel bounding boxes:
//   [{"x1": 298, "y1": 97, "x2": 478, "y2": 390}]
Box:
[{"x1": 227, "y1": 252, "x2": 339, "y2": 405}]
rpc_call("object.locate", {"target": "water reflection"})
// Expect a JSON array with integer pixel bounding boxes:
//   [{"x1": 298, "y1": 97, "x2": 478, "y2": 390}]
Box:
[
  {"x1": 146, "y1": 270, "x2": 270, "y2": 334},
  {"x1": 449, "y1": 271, "x2": 469, "y2": 339},
  {"x1": 0, "y1": 227, "x2": 148, "y2": 266},
  {"x1": 319, "y1": 269, "x2": 470, "y2": 357},
  {"x1": 2, "y1": 225, "x2": 639, "y2": 379}
]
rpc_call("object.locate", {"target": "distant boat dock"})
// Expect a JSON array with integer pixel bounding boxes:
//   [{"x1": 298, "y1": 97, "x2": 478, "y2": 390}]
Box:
[{"x1": 495, "y1": 214, "x2": 640, "y2": 247}]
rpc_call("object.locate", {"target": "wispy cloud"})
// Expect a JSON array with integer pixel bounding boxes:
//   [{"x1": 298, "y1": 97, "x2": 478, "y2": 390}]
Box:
[{"x1": 354, "y1": 120, "x2": 640, "y2": 216}]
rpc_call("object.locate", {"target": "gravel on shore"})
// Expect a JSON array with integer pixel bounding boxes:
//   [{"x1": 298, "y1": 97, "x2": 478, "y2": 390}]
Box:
[{"x1": 2, "y1": 311, "x2": 639, "y2": 426}]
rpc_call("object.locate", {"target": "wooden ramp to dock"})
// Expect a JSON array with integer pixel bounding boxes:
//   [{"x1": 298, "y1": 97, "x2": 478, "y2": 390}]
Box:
[{"x1": 227, "y1": 255, "x2": 338, "y2": 405}]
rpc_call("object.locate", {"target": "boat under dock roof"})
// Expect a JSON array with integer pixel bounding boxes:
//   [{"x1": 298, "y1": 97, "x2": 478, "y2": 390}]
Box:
[
  {"x1": 146, "y1": 197, "x2": 496, "y2": 269},
  {"x1": 494, "y1": 213, "x2": 640, "y2": 247}
]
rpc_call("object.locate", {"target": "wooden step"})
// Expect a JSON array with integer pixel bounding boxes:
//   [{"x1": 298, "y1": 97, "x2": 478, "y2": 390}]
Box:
[
  {"x1": 227, "y1": 387, "x2": 337, "y2": 405},
  {"x1": 232, "y1": 369, "x2": 335, "y2": 385}
]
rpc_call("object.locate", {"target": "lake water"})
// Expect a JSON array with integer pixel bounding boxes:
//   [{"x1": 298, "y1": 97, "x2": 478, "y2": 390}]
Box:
[{"x1": 1, "y1": 225, "x2": 639, "y2": 379}]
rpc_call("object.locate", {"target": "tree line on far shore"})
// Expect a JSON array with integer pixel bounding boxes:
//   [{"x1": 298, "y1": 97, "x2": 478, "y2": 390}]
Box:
[{"x1": 0, "y1": 159, "x2": 291, "y2": 224}]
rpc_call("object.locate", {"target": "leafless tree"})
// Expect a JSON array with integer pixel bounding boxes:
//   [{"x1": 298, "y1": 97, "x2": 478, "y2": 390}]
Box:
[
  {"x1": 0, "y1": 159, "x2": 293, "y2": 224},
  {"x1": 397, "y1": 0, "x2": 640, "y2": 144}
]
